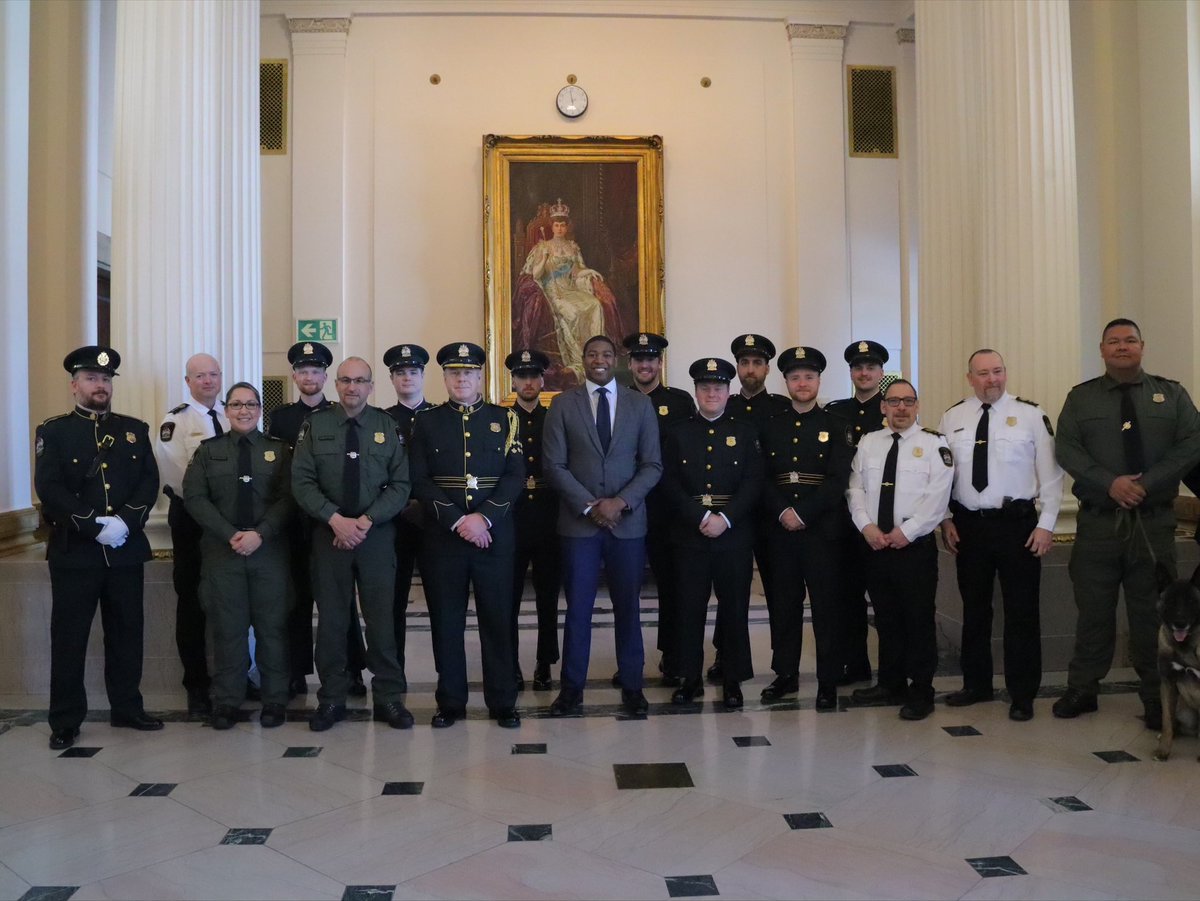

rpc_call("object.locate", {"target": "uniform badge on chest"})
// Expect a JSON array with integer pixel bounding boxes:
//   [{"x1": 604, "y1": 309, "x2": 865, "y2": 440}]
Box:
[
  {"x1": 726, "y1": 436, "x2": 736, "y2": 447},
  {"x1": 659, "y1": 406, "x2": 668, "y2": 416},
  {"x1": 912, "y1": 446, "x2": 923, "y2": 458},
  {"x1": 374, "y1": 432, "x2": 385, "y2": 444},
  {"x1": 264, "y1": 450, "x2": 276, "y2": 462},
  {"x1": 491, "y1": 422, "x2": 501, "y2": 432},
  {"x1": 818, "y1": 431, "x2": 829, "y2": 443},
  {"x1": 125, "y1": 432, "x2": 136, "y2": 444},
  {"x1": 1006, "y1": 416, "x2": 1017, "y2": 427}
]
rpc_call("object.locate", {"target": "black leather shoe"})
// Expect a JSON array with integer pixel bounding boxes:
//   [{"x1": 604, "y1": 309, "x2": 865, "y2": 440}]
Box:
[
  {"x1": 532, "y1": 663, "x2": 553, "y2": 691},
  {"x1": 111, "y1": 711, "x2": 164, "y2": 731},
  {"x1": 494, "y1": 707, "x2": 521, "y2": 729},
  {"x1": 815, "y1": 684, "x2": 838, "y2": 712},
  {"x1": 187, "y1": 691, "x2": 212, "y2": 717},
  {"x1": 944, "y1": 687, "x2": 994, "y2": 707},
  {"x1": 210, "y1": 705, "x2": 239, "y2": 730},
  {"x1": 1143, "y1": 700, "x2": 1163, "y2": 732},
  {"x1": 49, "y1": 728, "x2": 79, "y2": 751},
  {"x1": 431, "y1": 707, "x2": 464, "y2": 728},
  {"x1": 550, "y1": 689, "x2": 583, "y2": 717},
  {"x1": 1052, "y1": 689, "x2": 1098, "y2": 719},
  {"x1": 288, "y1": 677, "x2": 308, "y2": 698},
  {"x1": 1008, "y1": 701, "x2": 1034, "y2": 722},
  {"x1": 760, "y1": 674, "x2": 800, "y2": 702},
  {"x1": 836, "y1": 666, "x2": 873, "y2": 687},
  {"x1": 706, "y1": 656, "x2": 724, "y2": 684},
  {"x1": 309, "y1": 703, "x2": 346, "y2": 732},
  {"x1": 260, "y1": 704, "x2": 287, "y2": 728},
  {"x1": 621, "y1": 688, "x2": 649, "y2": 715},
  {"x1": 671, "y1": 680, "x2": 704, "y2": 705},
  {"x1": 723, "y1": 686, "x2": 744, "y2": 710},
  {"x1": 899, "y1": 698, "x2": 935, "y2": 720},
  {"x1": 851, "y1": 683, "x2": 904, "y2": 704},
  {"x1": 374, "y1": 701, "x2": 415, "y2": 730},
  {"x1": 245, "y1": 680, "x2": 261, "y2": 702},
  {"x1": 348, "y1": 671, "x2": 368, "y2": 697},
  {"x1": 515, "y1": 671, "x2": 526, "y2": 692}
]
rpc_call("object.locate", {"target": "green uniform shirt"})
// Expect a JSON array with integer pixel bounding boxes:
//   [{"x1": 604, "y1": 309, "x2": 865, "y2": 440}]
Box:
[
  {"x1": 182, "y1": 429, "x2": 294, "y2": 544},
  {"x1": 290, "y1": 404, "x2": 411, "y2": 524},
  {"x1": 1055, "y1": 371, "x2": 1200, "y2": 511}
]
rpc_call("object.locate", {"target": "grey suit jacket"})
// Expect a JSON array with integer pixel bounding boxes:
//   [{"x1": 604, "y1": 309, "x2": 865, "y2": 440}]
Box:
[{"x1": 543, "y1": 384, "x2": 663, "y2": 538}]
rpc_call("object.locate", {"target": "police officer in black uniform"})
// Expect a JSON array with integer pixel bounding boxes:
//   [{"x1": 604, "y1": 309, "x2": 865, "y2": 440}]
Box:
[
  {"x1": 825, "y1": 339, "x2": 890, "y2": 686},
  {"x1": 383, "y1": 343, "x2": 436, "y2": 691},
  {"x1": 505, "y1": 349, "x2": 562, "y2": 692},
  {"x1": 759, "y1": 347, "x2": 854, "y2": 708},
  {"x1": 410, "y1": 343, "x2": 525, "y2": 728},
  {"x1": 35, "y1": 346, "x2": 163, "y2": 750},
  {"x1": 661, "y1": 357, "x2": 763, "y2": 709},
  {"x1": 623, "y1": 331, "x2": 695, "y2": 685}
]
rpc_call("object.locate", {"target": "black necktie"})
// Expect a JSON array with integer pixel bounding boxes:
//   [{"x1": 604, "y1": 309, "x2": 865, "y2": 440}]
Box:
[
  {"x1": 343, "y1": 417, "x2": 361, "y2": 515},
  {"x1": 208, "y1": 408, "x2": 224, "y2": 436},
  {"x1": 236, "y1": 436, "x2": 254, "y2": 528},
  {"x1": 1117, "y1": 384, "x2": 1146, "y2": 473},
  {"x1": 971, "y1": 403, "x2": 990, "y2": 492},
  {"x1": 596, "y1": 386, "x2": 611, "y2": 453},
  {"x1": 878, "y1": 432, "x2": 901, "y2": 532}
]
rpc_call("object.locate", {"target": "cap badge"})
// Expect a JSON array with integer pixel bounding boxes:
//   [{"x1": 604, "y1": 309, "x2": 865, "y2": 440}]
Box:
[
  {"x1": 797, "y1": 348, "x2": 806, "y2": 359},
  {"x1": 97, "y1": 351, "x2": 110, "y2": 366},
  {"x1": 521, "y1": 350, "x2": 531, "y2": 363},
  {"x1": 458, "y1": 344, "x2": 469, "y2": 357},
  {"x1": 639, "y1": 334, "x2": 649, "y2": 346},
  {"x1": 303, "y1": 343, "x2": 313, "y2": 355},
  {"x1": 858, "y1": 341, "x2": 869, "y2": 354},
  {"x1": 401, "y1": 345, "x2": 411, "y2": 356},
  {"x1": 706, "y1": 358, "x2": 717, "y2": 371},
  {"x1": 745, "y1": 335, "x2": 755, "y2": 346}
]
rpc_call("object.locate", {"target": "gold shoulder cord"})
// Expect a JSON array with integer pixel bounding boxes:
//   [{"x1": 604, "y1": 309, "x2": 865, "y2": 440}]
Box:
[{"x1": 504, "y1": 409, "x2": 521, "y2": 455}]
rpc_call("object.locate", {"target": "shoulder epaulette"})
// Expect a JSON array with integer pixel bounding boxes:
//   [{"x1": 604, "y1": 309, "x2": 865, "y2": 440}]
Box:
[
  {"x1": 1072, "y1": 376, "x2": 1103, "y2": 389},
  {"x1": 944, "y1": 398, "x2": 966, "y2": 411},
  {"x1": 824, "y1": 397, "x2": 848, "y2": 407},
  {"x1": 667, "y1": 385, "x2": 691, "y2": 398},
  {"x1": 1015, "y1": 396, "x2": 1039, "y2": 407},
  {"x1": 264, "y1": 434, "x2": 285, "y2": 444},
  {"x1": 922, "y1": 427, "x2": 944, "y2": 437},
  {"x1": 199, "y1": 434, "x2": 224, "y2": 445},
  {"x1": 40, "y1": 412, "x2": 72, "y2": 427},
  {"x1": 1150, "y1": 374, "x2": 1180, "y2": 385},
  {"x1": 168, "y1": 402, "x2": 188, "y2": 415},
  {"x1": 415, "y1": 403, "x2": 438, "y2": 414}
]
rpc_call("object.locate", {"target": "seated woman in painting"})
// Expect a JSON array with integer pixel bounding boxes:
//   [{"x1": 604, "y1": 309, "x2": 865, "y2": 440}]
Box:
[{"x1": 514, "y1": 199, "x2": 626, "y2": 386}]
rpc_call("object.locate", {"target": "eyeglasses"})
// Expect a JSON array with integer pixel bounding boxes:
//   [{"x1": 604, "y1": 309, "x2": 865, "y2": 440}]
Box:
[
  {"x1": 883, "y1": 397, "x2": 918, "y2": 408},
  {"x1": 225, "y1": 401, "x2": 261, "y2": 411},
  {"x1": 336, "y1": 377, "x2": 372, "y2": 386}
]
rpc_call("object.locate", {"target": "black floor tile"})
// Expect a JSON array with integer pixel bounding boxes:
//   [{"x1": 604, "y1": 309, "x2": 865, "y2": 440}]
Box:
[
  {"x1": 613, "y1": 762, "x2": 694, "y2": 789},
  {"x1": 943, "y1": 725, "x2": 982, "y2": 737},
  {"x1": 129, "y1": 783, "x2": 175, "y2": 797},
  {"x1": 282, "y1": 747, "x2": 322, "y2": 758},
  {"x1": 732, "y1": 735, "x2": 771, "y2": 748},
  {"x1": 341, "y1": 887, "x2": 396, "y2": 901},
  {"x1": 783, "y1": 812, "x2": 832, "y2": 830},
  {"x1": 220, "y1": 828, "x2": 272, "y2": 845},
  {"x1": 381, "y1": 782, "x2": 424, "y2": 796},
  {"x1": 665, "y1": 874, "x2": 719, "y2": 897},
  {"x1": 1045, "y1": 795, "x2": 1093, "y2": 812},
  {"x1": 873, "y1": 764, "x2": 918, "y2": 778},
  {"x1": 507, "y1": 823, "x2": 552, "y2": 841},
  {"x1": 965, "y1": 855, "x2": 1028, "y2": 877},
  {"x1": 58, "y1": 747, "x2": 101, "y2": 758},
  {"x1": 511, "y1": 743, "x2": 547, "y2": 755},
  {"x1": 19, "y1": 889, "x2": 79, "y2": 901},
  {"x1": 1093, "y1": 750, "x2": 1140, "y2": 763}
]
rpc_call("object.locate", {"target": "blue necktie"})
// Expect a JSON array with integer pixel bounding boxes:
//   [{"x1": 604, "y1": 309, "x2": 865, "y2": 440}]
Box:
[{"x1": 596, "y1": 386, "x2": 611, "y2": 453}]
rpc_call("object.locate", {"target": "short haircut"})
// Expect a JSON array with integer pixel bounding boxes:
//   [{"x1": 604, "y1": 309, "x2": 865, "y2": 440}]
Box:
[
  {"x1": 967, "y1": 348, "x2": 1004, "y2": 371},
  {"x1": 884, "y1": 377, "x2": 917, "y2": 398},
  {"x1": 1102, "y1": 317, "x2": 1141, "y2": 339},
  {"x1": 338, "y1": 356, "x2": 373, "y2": 380},
  {"x1": 225, "y1": 381, "x2": 261, "y2": 403},
  {"x1": 583, "y1": 334, "x2": 616, "y2": 355}
]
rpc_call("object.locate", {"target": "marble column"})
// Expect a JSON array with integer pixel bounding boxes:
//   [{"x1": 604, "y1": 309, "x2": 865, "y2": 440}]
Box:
[
  {"x1": 112, "y1": 0, "x2": 262, "y2": 427},
  {"x1": 895, "y1": 26, "x2": 917, "y2": 384},
  {"x1": 787, "y1": 22, "x2": 851, "y2": 365},
  {"x1": 289, "y1": 17, "x2": 351, "y2": 369},
  {"x1": 915, "y1": 0, "x2": 1080, "y2": 423}
]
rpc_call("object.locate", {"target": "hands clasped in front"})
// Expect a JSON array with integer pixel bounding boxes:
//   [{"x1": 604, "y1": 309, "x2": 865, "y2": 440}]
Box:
[
  {"x1": 862, "y1": 523, "x2": 911, "y2": 551},
  {"x1": 588, "y1": 497, "x2": 626, "y2": 530},
  {"x1": 330, "y1": 512, "x2": 373, "y2": 551}
]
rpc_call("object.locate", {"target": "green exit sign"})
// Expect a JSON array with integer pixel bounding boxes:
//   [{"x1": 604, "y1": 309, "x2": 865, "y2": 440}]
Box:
[{"x1": 297, "y1": 319, "x2": 338, "y2": 342}]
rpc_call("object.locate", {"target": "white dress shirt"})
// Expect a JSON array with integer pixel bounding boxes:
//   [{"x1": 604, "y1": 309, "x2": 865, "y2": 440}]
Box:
[
  {"x1": 585, "y1": 379, "x2": 619, "y2": 433},
  {"x1": 154, "y1": 399, "x2": 230, "y2": 497},
  {"x1": 847, "y1": 421, "x2": 954, "y2": 542}
]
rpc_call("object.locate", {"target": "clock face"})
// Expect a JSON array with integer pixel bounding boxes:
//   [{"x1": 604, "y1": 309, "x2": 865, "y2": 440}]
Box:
[{"x1": 556, "y1": 85, "x2": 588, "y2": 118}]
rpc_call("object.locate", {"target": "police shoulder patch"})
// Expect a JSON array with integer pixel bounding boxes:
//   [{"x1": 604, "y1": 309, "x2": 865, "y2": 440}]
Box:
[
  {"x1": 159, "y1": 421, "x2": 176, "y2": 442},
  {"x1": 938, "y1": 446, "x2": 953, "y2": 467},
  {"x1": 169, "y1": 402, "x2": 188, "y2": 415},
  {"x1": 1042, "y1": 414, "x2": 1054, "y2": 437},
  {"x1": 35, "y1": 431, "x2": 44, "y2": 458}
]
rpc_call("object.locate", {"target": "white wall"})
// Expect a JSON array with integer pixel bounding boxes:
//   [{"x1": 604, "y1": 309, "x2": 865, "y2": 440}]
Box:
[{"x1": 261, "y1": 13, "x2": 294, "y2": 380}]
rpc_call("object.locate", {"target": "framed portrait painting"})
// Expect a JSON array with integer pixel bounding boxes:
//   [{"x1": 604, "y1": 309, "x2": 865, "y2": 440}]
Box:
[{"x1": 482, "y1": 134, "x2": 665, "y2": 402}]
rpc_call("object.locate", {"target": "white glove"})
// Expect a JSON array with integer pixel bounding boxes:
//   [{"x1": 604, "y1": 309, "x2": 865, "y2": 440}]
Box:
[{"x1": 95, "y1": 515, "x2": 130, "y2": 548}]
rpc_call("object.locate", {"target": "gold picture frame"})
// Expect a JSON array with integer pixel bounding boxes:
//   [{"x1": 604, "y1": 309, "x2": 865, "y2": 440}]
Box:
[{"x1": 482, "y1": 134, "x2": 665, "y2": 403}]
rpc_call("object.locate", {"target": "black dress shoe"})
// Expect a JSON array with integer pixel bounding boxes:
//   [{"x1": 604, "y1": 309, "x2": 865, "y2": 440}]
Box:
[
  {"x1": 374, "y1": 701, "x2": 415, "y2": 729},
  {"x1": 1143, "y1": 700, "x2": 1163, "y2": 732},
  {"x1": 245, "y1": 680, "x2": 261, "y2": 702},
  {"x1": 671, "y1": 680, "x2": 704, "y2": 705},
  {"x1": 288, "y1": 677, "x2": 308, "y2": 698},
  {"x1": 706, "y1": 656, "x2": 724, "y2": 684},
  {"x1": 260, "y1": 704, "x2": 287, "y2": 728},
  {"x1": 210, "y1": 705, "x2": 239, "y2": 730},
  {"x1": 899, "y1": 699, "x2": 934, "y2": 720},
  {"x1": 111, "y1": 711, "x2": 164, "y2": 731},
  {"x1": 723, "y1": 686, "x2": 744, "y2": 710},
  {"x1": 550, "y1": 689, "x2": 583, "y2": 717},
  {"x1": 494, "y1": 707, "x2": 521, "y2": 729},
  {"x1": 187, "y1": 691, "x2": 212, "y2": 717},
  {"x1": 1008, "y1": 701, "x2": 1034, "y2": 722},
  {"x1": 431, "y1": 707, "x2": 464, "y2": 728},
  {"x1": 1051, "y1": 688, "x2": 1098, "y2": 719},
  {"x1": 944, "y1": 687, "x2": 995, "y2": 707},
  {"x1": 49, "y1": 728, "x2": 79, "y2": 751},
  {"x1": 815, "y1": 684, "x2": 838, "y2": 711},
  {"x1": 348, "y1": 671, "x2": 368, "y2": 697},
  {"x1": 760, "y1": 674, "x2": 800, "y2": 702},
  {"x1": 851, "y1": 683, "x2": 904, "y2": 704},
  {"x1": 621, "y1": 688, "x2": 649, "y2": 715},
  {"x1": 532, "y1": 663, "x2": 553, "y2": 691},
  {"x1": 309, "y1": 703, "x2": 347, "y2": 732}
]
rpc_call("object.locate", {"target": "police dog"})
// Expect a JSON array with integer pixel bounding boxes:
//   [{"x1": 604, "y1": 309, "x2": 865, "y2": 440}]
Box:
[{"x1": 1154, "y1": 562, "x2": 1200, "y2": 761}]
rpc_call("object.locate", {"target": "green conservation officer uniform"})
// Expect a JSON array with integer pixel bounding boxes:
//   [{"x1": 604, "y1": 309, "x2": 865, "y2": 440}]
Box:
[
  {"x1": 183, "y1": 425, "x2": 294, "y2": 726},
  {"x1": 291, "y1": 401, "x2": 411, "y2": 721},
  {"x1": 1055, "y1": 371, "x2": 1200, "y2": 714}
]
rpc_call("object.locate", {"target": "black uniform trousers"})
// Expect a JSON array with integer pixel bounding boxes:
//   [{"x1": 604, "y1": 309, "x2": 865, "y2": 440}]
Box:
[
  {"x1": 675, "y1": 543, "x2": 754, "y2": 685},
  {"x1": 646, "y1": 495, "x2": 681, "y2": 670},
  {"x1": 511, "y1": 513, "x2": 562, "y2": 671},
  {"x1": 393, "y1": 515, "x2": 423, "y2": 681},
  {"x1": 49, "y1": 565, "x2": 146, "y2": 732},
  {"x1": 863, "y1": 535, "x2": 939, "y2": 701},
  {"x1": 765, "y1": 529, "x2": 842, "y2": 685},
  {"x1": 423, "y1": 543, "x2": 518, "y2": 713},
  {"x1": 835, "y1": 527, "x2": 874, "y2": 679},
  {"x1": 310, "y1": 521, "x2": 405, "y2": 705},
  {"x1": 709, "y1": 536, "x2": 771, "y2": 657},
  {"x1": 168, "y1": 496, "x2": 209, "y2": 694},
  {"x1": 953, "y1": 509, "x2": 1042, "y2": 703}
]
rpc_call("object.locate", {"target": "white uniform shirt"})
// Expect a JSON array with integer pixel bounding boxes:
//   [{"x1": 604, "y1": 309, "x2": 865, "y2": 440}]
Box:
[
  {"x1": 154, "y1": 400, "x2": 230, "y2": 498},
  {"x1": 847, "y1": 422, "x2": 954, "y2": 542},
  {"x1": 938, "y1": 392, "x2": 1063, "y2": 532}
]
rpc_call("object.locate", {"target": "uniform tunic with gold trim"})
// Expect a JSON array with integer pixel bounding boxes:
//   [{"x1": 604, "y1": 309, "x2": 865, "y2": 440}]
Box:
[
  {"x1": 825, "y1": 392, "x2": 887, "y2": 446},
  {"x1": 760, "y1": 405, "x2": 854, "y2": 539}
]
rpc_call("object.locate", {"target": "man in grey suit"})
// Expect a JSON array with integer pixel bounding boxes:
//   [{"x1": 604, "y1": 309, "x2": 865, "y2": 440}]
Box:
[{"x1": 543, "y1": 334, "x2": 663, "y2": 715}]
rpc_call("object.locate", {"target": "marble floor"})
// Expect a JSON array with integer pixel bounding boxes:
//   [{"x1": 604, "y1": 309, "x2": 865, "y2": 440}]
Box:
[{"x1": 1, "y1": 592, "x2": 1198, "y2": 901}]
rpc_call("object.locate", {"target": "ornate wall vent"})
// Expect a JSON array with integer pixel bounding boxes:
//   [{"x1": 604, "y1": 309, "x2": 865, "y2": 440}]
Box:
[
  {"x1": 847, "y1": 65, "x2": 897, "y2": 158},
  {"x1": 262, "y1": 375, "x2": 287, "y2": 432},
  {"x1": 260, "y1": 59, "x2": 288, "y2": 154}
]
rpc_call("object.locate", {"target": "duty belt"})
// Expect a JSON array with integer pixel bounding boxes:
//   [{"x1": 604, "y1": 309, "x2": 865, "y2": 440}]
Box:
[
  {"x1": 432, "y1": 475, "x2": 499, "y2": 490},
  {"x1": 950, "y1": 498, "x2": 1035, "y2": 520},
  {"x1": 774, "y1": 472, "x2": 825, "y2": 486},
  {"x1": 692, "y1": 494, "x2": 731, "y2": 508}
]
